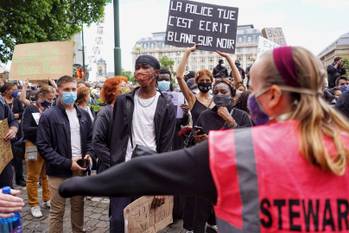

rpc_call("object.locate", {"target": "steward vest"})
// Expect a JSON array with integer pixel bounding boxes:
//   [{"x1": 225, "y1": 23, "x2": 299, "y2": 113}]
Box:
[{"x1": 209, "y1": 120, "x2": 349, "y2": 233}]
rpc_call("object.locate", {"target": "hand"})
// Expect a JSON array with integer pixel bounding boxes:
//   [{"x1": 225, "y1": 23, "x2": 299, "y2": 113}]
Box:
[
  {"x1": 180, "y1": 104, "x2": 190, "y2": 113},
  {"x1": 151, "y1": 196, "x2": 165, "y2": 209},
  {"x1": 217, "y1": 107, "x2": 237, "y2": 127},
  {"x1": 71, "y1": 160, "x2": 86, "y2": 172},
  {"x1": 216, "y1": 51, "x2": 236, "y2": 62},
  {"x1": 23, "y1": 80, "x2": 29, "y2": 88},
  {"x1": 84, "y1": 154, "x2": 93, "y2": 168},
  {"x1": 13, "y1": 113, "x2": 20, "y2": 119},
  {"x1": 0, "y1": 189, "x2": 24, "y2": 218},
  {"x1": 194, "y1": 133, "x2": 208, "y2": 143},
  {"x1": 185, "y1": 44, "x2": 197, "y2": 54},
  {"x1": 4, "y1": 127, "x2": 17, "y2": 141}
]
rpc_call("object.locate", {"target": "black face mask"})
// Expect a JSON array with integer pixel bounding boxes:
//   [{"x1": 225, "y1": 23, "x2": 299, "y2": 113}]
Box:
[
  {"x1": 41, "y1": 100, "x2": 52, "y2": 109},
  {"x1": 198, "y1": 83, "x2": 212, "y2": 93},
  {"x1": 213, "y1": 95, "x2": 232, "y2": 107}
]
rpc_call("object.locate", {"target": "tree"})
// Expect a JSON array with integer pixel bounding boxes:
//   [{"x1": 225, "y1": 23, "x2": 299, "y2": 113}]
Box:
[
  {"x1": 0, "y1": 0, "x2": 110, "y2": 63},
  {"x1": 159, "y1": 56, "x2": 175, "y2": 73},
  {"x1": 121, "y1": 70, "x2": 135, "y2": 84}
]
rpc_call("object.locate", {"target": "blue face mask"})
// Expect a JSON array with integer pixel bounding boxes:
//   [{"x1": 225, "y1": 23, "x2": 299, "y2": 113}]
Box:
[
  {"x1": 11, "y1": 90, "x2": 19, "y2": 98},
  {"x1": 62, "y1": 91, "x2": 77, "y2": 105},
  {"x1": 247, "y1": 94, "x2": 269, "y2": 126},
  {"x1": 158, "y1": 80, "x2": 171, "y2": 92}
]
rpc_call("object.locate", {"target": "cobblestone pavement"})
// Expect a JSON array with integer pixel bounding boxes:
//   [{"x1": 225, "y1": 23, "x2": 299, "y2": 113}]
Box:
[{"x1": 16, "y1": 184, "x2": 184, "y2": 233}]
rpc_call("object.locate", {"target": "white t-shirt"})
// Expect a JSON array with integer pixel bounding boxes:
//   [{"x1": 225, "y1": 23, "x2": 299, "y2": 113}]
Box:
[
  {"x1": 125, "y1": 91, "x2": 160, "y2": 161},
  {"x1": 66, "y1": 108, "x2": 81, "y2": 159}
]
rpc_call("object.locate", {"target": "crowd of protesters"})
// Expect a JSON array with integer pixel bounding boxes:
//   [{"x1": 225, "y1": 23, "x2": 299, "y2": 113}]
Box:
[{"x1": 0, "y1": 46, "x2": 348, "y2": 233}]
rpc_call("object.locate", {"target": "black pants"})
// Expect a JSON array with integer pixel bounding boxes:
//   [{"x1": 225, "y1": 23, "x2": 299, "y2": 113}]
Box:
[
  {"x1": 109, "y1": 197, "x2": 133, "y2": 233},
  {"x1": 183, "y1": 196, "x2": 213, "y2": 233},
  {"x1": 11, "y1": 156, "x2": 25, "y2": 183},
  {"x1": 0, "y1": 163, "x2": 13, "y2": 188}
]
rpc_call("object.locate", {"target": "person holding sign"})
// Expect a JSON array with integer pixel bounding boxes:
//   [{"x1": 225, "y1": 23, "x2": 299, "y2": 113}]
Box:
[
  {"x1": 0, "y1": 95, "x2": 18, "y2": 188},
  {"x1": 60, "y1": 46, "x2": 349, "y2": 233},
  {"x1": 22, "y1": 86, "x2": 55, "y2": 218}
]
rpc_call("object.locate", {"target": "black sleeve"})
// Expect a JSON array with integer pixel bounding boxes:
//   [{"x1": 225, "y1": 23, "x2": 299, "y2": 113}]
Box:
[
  {"x1": 22, "y1": 106, "x2": 37, "y2": 142},
  {"x1": 59, "y1": 141, "x2": 217, "y2": 204},
  {"x1": 158, "y1": 102, "x2": 176, "y2": 153},
  {"x1": 235, "y1": 111, "x2": 253, "y2": 128},
  {"x1": 92, "y1": 108, "x2": 112, "y2": 168}
]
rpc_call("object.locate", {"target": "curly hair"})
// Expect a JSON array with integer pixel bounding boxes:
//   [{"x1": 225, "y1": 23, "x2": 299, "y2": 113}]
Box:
[{"x1": 100, "y1": 76, "x2": 128, "y2": 105}]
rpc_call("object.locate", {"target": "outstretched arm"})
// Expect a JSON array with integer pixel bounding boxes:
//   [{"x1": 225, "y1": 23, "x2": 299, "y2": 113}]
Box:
[
  {"x1": 216, "y1": 51, "x2": 242, "y2": 87},
  {"x1": 59, "y1": 141, "x2": 217, "y2": 204},
  {"x1": 176, "y1": 44, "x2": 197, "y2": 110}
]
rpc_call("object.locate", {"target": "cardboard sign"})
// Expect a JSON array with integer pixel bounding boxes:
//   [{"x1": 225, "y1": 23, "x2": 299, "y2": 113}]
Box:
[
  {"x1": 0, "y1": 119, "x2": 13, "y2": 173},
  {"x1": 165, "y1": 0, "x2": 239, "y2": 53},
  {"x1": 9, "y1": 41, "x2": 74, "y2": 80},
  {"x1": 124, "y1": 196, "x2": 173, "y2": 233}
]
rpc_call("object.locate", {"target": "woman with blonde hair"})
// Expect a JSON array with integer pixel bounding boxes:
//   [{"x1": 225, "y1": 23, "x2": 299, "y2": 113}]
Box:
[{"x1": 61, "y1": 46, "x2": 349, "y2": 233}]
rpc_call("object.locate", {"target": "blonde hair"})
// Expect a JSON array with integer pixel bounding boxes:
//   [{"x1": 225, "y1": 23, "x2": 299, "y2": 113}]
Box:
[{"x1": 260, "y1": 47, "x2": 349, "y2": 176}]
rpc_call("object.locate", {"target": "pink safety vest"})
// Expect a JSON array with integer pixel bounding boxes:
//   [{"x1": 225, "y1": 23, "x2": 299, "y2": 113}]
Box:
[{"x1": 209, "y1": 120, "x2": 349, "y2": 233}]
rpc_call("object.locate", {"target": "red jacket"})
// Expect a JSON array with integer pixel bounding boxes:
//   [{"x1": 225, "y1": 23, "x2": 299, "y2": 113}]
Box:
[{"x1": 209, "y1": 120, "x2": 349, "y2": 233}]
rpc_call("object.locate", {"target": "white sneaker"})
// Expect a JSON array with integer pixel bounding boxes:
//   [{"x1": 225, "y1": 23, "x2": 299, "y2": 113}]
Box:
[
  {"x1": 42, "y1": 200, "x2": 51, "y2": 209},
  {"x1": 30, "y1": 206, "x2": 43, "y2": 218}
]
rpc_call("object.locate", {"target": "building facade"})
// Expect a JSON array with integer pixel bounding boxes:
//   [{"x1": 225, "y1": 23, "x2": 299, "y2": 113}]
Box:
[
  {"x1": 261, "y1": 27, "x2": 287, "y2": 46},
  {"x1": 132, "y1": 25, "x2": 286, "y2": 72},
  {"x1": 318, "y1": 32, "x2": 349, "y2": 72}
]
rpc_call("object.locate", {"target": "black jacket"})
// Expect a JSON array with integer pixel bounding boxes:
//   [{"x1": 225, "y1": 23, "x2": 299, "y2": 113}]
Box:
[
  {"x1": 36, "y1": 103, "x2": 94, "y2": 178},
  {"x1": 110, "y1": 89, "x2": 176, "y2": 165},
  {"x1": 92, "y1": 105, "x2": 113, "y2": 173},
  {"x1": 22, "y1": 104, "x2": 40, "y2": 145}
]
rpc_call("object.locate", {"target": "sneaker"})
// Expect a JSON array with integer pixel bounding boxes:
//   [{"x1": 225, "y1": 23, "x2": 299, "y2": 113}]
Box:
[
  {"x1": 30, "y1": 206, "x2": 43, "y2": 218},
  {"x1": 42, "y1": 200, "x2": 51, "y2": 209}
]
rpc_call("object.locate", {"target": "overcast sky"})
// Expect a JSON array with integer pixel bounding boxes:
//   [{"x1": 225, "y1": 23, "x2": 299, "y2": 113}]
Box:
[{"x1": 84, "y1": 0, "x2": 348, "y2": 73}]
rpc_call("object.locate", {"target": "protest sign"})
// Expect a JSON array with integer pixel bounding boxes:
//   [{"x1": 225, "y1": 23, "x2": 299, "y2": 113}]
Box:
[
  {"x1": 257, "y1": 36, "x2": 280, "y2": 58},
  {"x1": 165, "y1": 92, "x2": 185, "y2": 119},
  {"x1": 0, "y1": 119, "x2": 13, "y2": 173},
  {"x1": 124, "y1": 196, "x2": 173, "y2": 233},
  {"x1": 165, "y1": 0, "x2": 239, "y2": 53},
  {"x1": 9, "y1": 41, "x2": 74, "y2": 81}
]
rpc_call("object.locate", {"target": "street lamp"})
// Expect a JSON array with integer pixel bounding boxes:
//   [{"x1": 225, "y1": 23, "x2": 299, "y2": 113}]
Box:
[{"x1": 113, "y1": 0, "x2": 122, "y2": 75}]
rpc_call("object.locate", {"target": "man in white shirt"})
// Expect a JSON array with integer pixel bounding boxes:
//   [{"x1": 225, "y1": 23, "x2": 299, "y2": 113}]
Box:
[
  {"x1": 109, "y1": 55, "x2": 176, "y2": 233},
  {"x1": 37, "y1": 75, "x2": 94, "y2": 233}
]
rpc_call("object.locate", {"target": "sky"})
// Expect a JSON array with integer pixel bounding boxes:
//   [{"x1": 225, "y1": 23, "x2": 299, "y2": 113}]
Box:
[{"x1": 84, "y1": 0, "x2": 348, "y2": 73}]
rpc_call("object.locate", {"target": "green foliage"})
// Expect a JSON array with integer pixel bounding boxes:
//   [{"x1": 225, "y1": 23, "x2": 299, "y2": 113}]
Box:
[
  {"x1": 159, "y1": 56, "x2": 175, "y2": 73},
  {"x1": 0, "y1": 0, "x2": 109, "y2": 63},
  {"x1": 121, "y1": 69, "x2": 135, "y2": 84}
]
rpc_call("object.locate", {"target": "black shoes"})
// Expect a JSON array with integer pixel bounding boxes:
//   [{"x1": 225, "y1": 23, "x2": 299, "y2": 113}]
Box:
[{"x1": 16, "y1": 179, "x2": 26, "y2": 187}]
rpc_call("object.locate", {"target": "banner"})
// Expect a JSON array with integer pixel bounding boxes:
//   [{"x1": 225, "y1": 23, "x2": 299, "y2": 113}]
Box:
[
  {"x1": 165, "y1": 0, "x2": 239, "y2": 53},
  {"x1": 9, "y1": 41, "x2": 74, "y2": 80},
  {"x1": 0, "y1": 119, "x2": 13, "y2": 173},
  {"x1": 124, "y1": 196, "x2": 173, "y2": 233}
]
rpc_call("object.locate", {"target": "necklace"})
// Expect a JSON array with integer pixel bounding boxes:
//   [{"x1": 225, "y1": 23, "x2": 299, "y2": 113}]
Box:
[{"x1": 137, "y1": 92, "x2": 157, "y2": 108}]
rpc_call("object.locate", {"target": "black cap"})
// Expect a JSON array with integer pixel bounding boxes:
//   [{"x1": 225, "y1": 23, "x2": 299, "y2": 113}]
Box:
[{"x1": 135, "y1": 55, "x2": 160, "y2": 70}]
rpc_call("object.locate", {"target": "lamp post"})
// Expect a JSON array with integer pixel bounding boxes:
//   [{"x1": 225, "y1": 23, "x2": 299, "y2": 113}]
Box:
[{"x1": 113, "y1": 0, "x2": 122, "y2": 75}]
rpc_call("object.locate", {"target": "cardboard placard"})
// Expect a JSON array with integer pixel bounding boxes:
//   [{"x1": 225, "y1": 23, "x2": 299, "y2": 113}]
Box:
[
  {"x1": 0, "y1": 119, "x2": 13, "y2": 173},
  {"x1": 165, "y1": 0, "x2": 239, "y2": 53},
  {"x1": 124, "y1": 196, "x2": 173, "y2": 233},
  {"x1": 9, "y1": 41, "x2": 74, "y2": 81},
  {"x1": 257, "y1": 36, "x2": 280, "y2": 58}
]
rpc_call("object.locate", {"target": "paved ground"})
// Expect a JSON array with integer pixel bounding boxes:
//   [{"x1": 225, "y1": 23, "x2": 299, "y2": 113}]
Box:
[{"x1": 16, "y1": 184, "x2": 184, "y2": 233}]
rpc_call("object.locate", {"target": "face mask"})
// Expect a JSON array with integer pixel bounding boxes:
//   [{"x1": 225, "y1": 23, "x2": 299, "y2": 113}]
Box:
[
  {"x1": 198, "y1": 83, "x2": 212, "y2": 93},
  {"x1": 41, "y1": 100, "x2": 52, "y2": 109},
  {"x1": 11, "y1": 90, "x2": 19, "y2": 98},
  {"x1": 158, "y1": 80, "x2": 171, "y2": 92},
  {"x1": 213, "y1": 95, "x2": 232, "y2": 107},
  {"x1": 339, "y1": 85, "x2": 349, "y2": 93},
  {"x1": 62, "y1": 91, "x2": 77, "y2": 105},
  {"x1": 247, "y1": 94, "x2": 269, "y2": 126}
]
